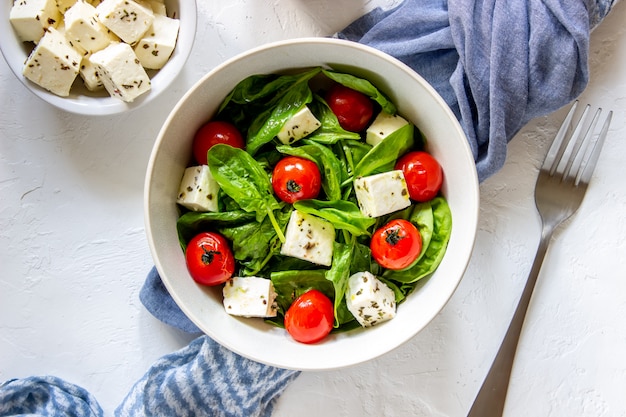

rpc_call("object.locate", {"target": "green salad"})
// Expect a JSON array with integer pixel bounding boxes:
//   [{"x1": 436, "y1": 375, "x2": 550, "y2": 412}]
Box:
[{"x1": 175, "y1": 67, "x2": 452, "y2": 336}]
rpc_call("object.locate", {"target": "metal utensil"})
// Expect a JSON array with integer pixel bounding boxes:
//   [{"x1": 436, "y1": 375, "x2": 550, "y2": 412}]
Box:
[{"x1": 467, "y1": 101, "x2": 613, "y2": 417}]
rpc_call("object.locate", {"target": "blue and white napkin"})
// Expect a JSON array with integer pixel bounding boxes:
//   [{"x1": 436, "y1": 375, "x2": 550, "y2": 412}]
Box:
[{"x1": 1, "y1": 1, "x2": 616, "y2": 415}]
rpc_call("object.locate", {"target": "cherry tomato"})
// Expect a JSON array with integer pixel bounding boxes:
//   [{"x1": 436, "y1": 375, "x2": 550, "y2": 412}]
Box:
[
  {"x1": 271, "y1": 156, "x2": 322, "y2": 204},
  {"x1": 370, "y1": 219, "x2": 422, "y2": 270},
  {"x1": 325, "y1": 84, "x2": 374, "y2": 132},
  {"x1": 185, "y1": 232, "x2": 235, "y2": 286},
  {"x1": 192, "y1": 120, "x2": 245, "y2": 165},
  {"x1": 395, "y1": 151, "x2": 443, "y2": 202},
  {"x1": 284, "y1": 290, "x2": 334, "y2": 344}
]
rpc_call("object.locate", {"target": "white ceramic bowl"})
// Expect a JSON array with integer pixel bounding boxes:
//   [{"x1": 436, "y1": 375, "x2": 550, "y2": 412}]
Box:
[
  {"x1": 145, "y1": 38, "x2": 479, "y2": 370},
  {"x1": 0, "y1": 0, "x2": 196, "y2": 116}
]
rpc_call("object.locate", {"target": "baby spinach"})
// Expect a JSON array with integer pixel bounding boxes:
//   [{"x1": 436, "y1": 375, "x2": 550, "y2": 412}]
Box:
[
  {"x1": 207, "y1": 144, "x2": 285, "y2": 242},
  {"x1": 353, "y1": 123, "x2": 415, "y2": 178},
  {"x1": 293, "y1": 199, "x2": 375, "y2": 237},
  {"x1": 322, "y1": 69, "x2": 396, "y2": 115}
]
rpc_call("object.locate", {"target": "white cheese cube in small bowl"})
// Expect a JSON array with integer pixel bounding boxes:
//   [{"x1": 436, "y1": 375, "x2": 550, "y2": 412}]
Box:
[
  {"x1": 176, "y1": 165, "x2": 220, "y2": 212},
  {"x1": 366, "y1": 111, "x2": 409, "y2": 147},
  {"x1": 223, "y1": 277, "x2": 278, "y2": 318},
  {"x1": 276, "y1": 105, "x2": 322, "y2": 145},
  {"x1": 134, "y1": 13, "x2": 180, "y2": 70},
  {"x1": 22, "y1": 27, "x2": 82, "y2": 97},
  {"x1": 9, "y1": 0, "x2": 61, "y2": 42},
  {"x1": 64, "y1": 1, "x2": 119, "y2": 54},
  {"x1": 96, "y1": 0, "x2": 154, "y2": 45},
  {"x1": 88, "y1": 42, "x2": 151, "y2": 102},
  {"x1": 354, "y1": 170, "x2": 411, "y2": 218},
  {"x1": 346, "y1": 271, "x2": 397, "y2": 327},
  {"x1": 280, "y1": 209, "x2": 335, "y2": 266}
]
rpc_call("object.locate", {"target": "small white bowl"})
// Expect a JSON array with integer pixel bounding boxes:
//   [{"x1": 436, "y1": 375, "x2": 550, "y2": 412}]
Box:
[
  {"x1": 0, "y1": 0, "x2": 196, "y2": 116},
  {"x1": 145, "y1": 38, "x2": 479, "y2": 370}
]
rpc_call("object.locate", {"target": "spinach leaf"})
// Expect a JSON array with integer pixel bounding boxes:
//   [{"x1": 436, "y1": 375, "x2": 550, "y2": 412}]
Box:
[
  {"x1": 353, "y1": 123, "x2": 415, "y2": 178},
  {"x1": 384, "y1": 197, "x2": 452, "y2": 284},
  {"x1": 270, "y1": 269, "x2": 334, "y2": 313},
  {"x1": 326, "y1": 241, "x2": 356, "y2": 327},
  {"x1": 322, "y1": 69, "x2": 396, "y2": 115},
  {"x1": 305, "y1": 95, "x2": 361, "y2": 144},
  {"x1": 217, "y1": 209, "x2": 291, "y2": 276},
  {"x1": 293, "y1": 199, "x2": 375, "y2": 237},
  {"x1": 176, "y1": 210, "x2": 255, "y2": 250},
  {"x1": 207, "y1": 144, "x2": 285, "y2": 241},
  {"x1": 408, "y1": 201, "x2": 435, "y2": 263},
  {"x1": 244, "y1": 69, "x2": 322, "y2": 155}
]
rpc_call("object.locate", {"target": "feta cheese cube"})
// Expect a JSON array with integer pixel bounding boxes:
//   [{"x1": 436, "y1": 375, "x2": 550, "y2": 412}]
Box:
[
  {"x1": 280, "y1": 210, "x2": 335, "y2": 266},
  {"x1": 96, "y1": 0, "x2": 154, "y2": 44},
  {"x1": 354, "y1": 170, "x2": 411, "y2": 218},
  {"x1": 133, "y1": 13, "x2": 179, "y2": 69},
  {"x1": 345, "y1": 271, "x2": 396, "y2": 327},
  {"x1": 88, "y1": 42, "x2": 151, "y2": 102},
  {"x1": 64, "y1": 1, "x2": 119, "y2": 54},
  {"x1": 79, "y1": 54, "x2": 104, "y2": 90},
  {"x1": 366, "y1": 111, "x2": 409, "y2": 147},
  {"x1": 176, "y1": 165, "x2": 220, "y2": 212},
  {"x1": 10, "y1": 0, "x2": 61, "y2": 43},
  {"x1": 137, "y1": 0, "x2": 166, "y2": 15},
  {"x1": 276, "y1": 106, "x2": 321, "y2": 145},
  {"x1": 22, "y1": 27, "x2": 82, "y2": 97},
  {"x1": 223, "y1": 277, "x2": 278, "y2": 318},
  {"x1": 56, "y1": 0, "x2": 78, "y2": 14}
]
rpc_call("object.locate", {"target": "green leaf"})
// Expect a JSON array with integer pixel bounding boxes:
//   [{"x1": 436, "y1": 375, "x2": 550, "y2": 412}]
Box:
[
  {"x1": 322, "y1": 69, "x2": 396, "y2": 114},
  {"x1": 305, "y1": 95, "x2": 362, "y2": 144},
  {"x1": 293, "y1": 199, "x2": 375, "y2": 237},
  {"x1": 207, "y1": 144, "x2": 285, "y2": 241},
  {"x1": 270, "y1": 269, "x2": 334, "y2": 313},
  {"x1": 326, "y1": 241, "x2": 357, "y2": 327},
  {"x1": 353, "y1": 123, "x2": 415, "y2": 178},
  {"x1": 176, "y1": 210, "x2": 255, "y2": 250}
]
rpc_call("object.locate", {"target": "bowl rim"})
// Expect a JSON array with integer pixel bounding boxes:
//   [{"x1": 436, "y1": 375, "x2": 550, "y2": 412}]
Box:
[
  {"x1": 144, "y1": 37, "x2": 480, "y2": 370},
  {"x1": 0, "y1": 0, "x2": 197, "y2": 116}
]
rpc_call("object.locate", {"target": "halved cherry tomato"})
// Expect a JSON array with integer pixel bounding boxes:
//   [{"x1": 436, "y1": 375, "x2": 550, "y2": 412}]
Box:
[
  {"x1": 325, "y1": 84, "x2": 374, "y2": 132},
  {"x1": 284, "y1": 289, "x2": 334, "y2": 344},
  {"x1": 395, "y1": 151, "x2": 443, "y2": 202},
  {"x1": 185, "y1": 232, "x2": 235, "y2": 286},
  {"x1": 370, "y1": 219, "x2": 422, "y2": 270},
  {"x1": 192, "y1": 120, "x2": 245, "y2": 165},
  {"x1": 272, "y1": 156, "x2": 322, "y2": 204}
]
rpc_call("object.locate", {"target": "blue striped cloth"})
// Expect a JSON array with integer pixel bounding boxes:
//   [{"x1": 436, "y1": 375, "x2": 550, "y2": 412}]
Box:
[{"x1": 1, "y1": 1, "x2": 616, "y2": 415}]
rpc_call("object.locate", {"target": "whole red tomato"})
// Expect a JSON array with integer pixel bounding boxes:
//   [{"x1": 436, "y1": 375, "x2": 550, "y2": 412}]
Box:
[
  {"x1": 185, "y1": 232, "x2": 235, "y2": 286},
  {"x1": 272, "y1": 156, "x2": 322, "y2": 204},
  {"x1": 325, "y1": 84, "x2": 374, "y2": 132},
  {"x1": 284, "y1": 289, "x2": 334, "y2": 344},
  {"x1": 395, "y1": 151, "x2": 443, "y2": 202},
  {"x1": 192, "y1": 120, "x2": 245, "y2": 165},
  {"x1": 370, "y1": 219, "x2": 422, "y2": 270}
]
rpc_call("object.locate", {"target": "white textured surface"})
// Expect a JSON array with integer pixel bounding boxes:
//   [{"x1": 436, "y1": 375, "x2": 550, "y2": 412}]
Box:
[{"x1": 1, "y1": 1, "x2": 625, "y2": 416}]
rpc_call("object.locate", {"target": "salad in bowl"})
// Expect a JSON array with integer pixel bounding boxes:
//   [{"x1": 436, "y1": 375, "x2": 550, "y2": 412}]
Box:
[
  {"x1": 144, "y1": 38, "x2": 478, "y2": 370},
  {"x1": 174, "y1": 67, "x2": 452, "y2": 344}
]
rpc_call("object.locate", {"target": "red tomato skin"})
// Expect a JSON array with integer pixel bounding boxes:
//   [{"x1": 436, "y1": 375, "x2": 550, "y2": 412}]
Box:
[
  {"x1": 284, "y1": 290, "x2": 334, "y2": 344},
  {"x1": 325, "y1": 84, "x2": 374, "y2": 132},
  {"x1": 370, "y1": 219, "x2": 422, "y2": 270},
  {"x1": 395, "y1": 151, "x2": 443, "y2": 202},
  {"x1": 185, "y1": 232, "x2": 235, "y2": 286},
  {"x1": 192, "y1": 121, "x2": 245, "y2": 165},
  {"x1": 272, "y1": 156, "x2": 322, "y2": 204}
]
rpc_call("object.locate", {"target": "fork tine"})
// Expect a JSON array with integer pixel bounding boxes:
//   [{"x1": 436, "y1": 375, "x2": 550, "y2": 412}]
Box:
[
  {"x1": 550, "y1": 103, "x2": 590, "y2": 176},
  {"x1": 575, "y1": 109, "x2": 612, "y2": 186},
  {"x1": 562, "y1": 107, "x2": 602, "y2": 181},
  {"x1": 543, "y1": 101, "x2": 579, "y2": 173}
]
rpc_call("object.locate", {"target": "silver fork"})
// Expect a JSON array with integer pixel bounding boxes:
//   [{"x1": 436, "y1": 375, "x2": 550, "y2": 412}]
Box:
[{"x1": 467, "y1": 101, "x2": 613, "y2": 417}]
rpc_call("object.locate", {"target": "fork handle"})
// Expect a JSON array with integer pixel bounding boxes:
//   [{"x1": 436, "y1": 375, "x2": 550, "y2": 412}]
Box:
[{"x1": 467, "y1": 226, "x2": 554, "y2": 417}]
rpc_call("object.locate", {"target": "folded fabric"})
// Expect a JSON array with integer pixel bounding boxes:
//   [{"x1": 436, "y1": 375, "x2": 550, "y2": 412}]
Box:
[{"x1": 338, "y1": 0, "x2": 617, "y2": 182}]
